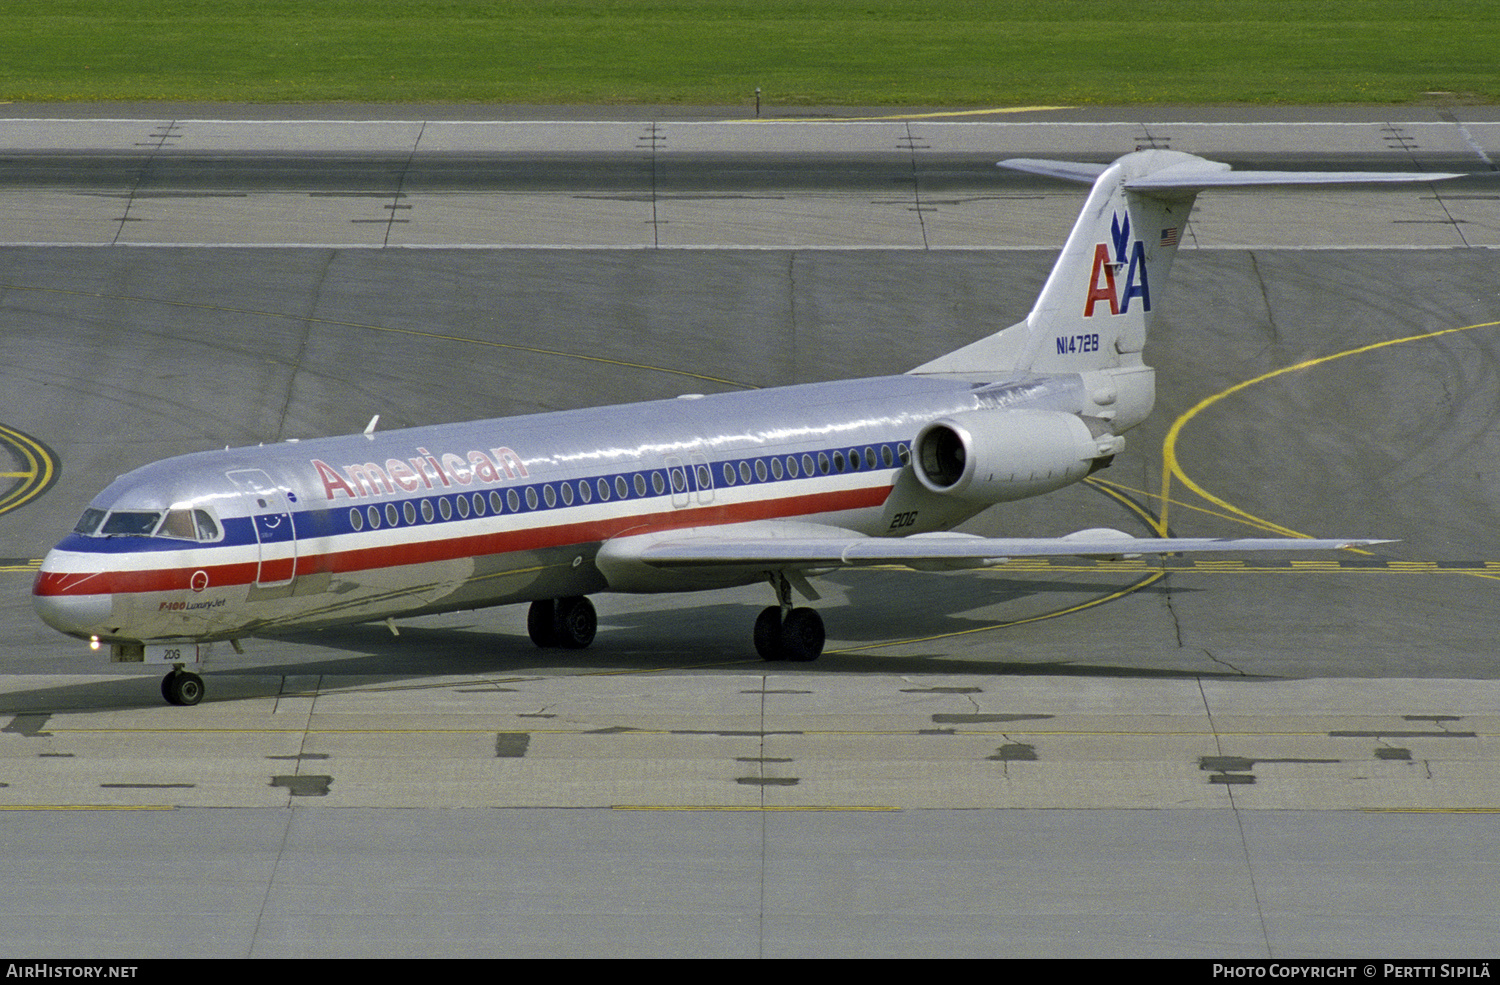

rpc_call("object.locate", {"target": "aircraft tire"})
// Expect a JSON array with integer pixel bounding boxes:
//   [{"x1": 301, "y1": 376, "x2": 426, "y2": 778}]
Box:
[
  {"x1": 552, "y1": 596, "x2": 597, "y2": 650},
  {"x1": 780, "y1": 608, "x2": 824, "y2": 662},
  {"x1": 754, "y1": 606, "x2": 785, "y2": 661},
  {"x1": 527, "y1": 599, "x2": 558, "y2": 647},
  {"x1": 163, "y1": 670, "x2": 204, "y2": 706}
]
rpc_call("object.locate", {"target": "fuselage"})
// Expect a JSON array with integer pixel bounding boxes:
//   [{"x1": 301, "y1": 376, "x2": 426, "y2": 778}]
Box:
[{"x1": 33, "y1": 371, "x2": 1102, "y2": 645}]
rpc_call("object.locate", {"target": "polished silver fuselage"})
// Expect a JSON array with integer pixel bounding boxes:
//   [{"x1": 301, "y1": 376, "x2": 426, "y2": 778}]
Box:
[{"x1": 34, "y1": 371, "x2": 1102, "y2": 644}]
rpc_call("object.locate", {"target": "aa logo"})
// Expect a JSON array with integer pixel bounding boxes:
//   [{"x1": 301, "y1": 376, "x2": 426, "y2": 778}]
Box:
[{"x1": 1084, "y1": 212, "x2": 1151, "y2": 317}]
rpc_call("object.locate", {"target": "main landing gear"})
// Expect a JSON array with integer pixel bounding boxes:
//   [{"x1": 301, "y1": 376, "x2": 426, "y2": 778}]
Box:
[
  {"x1": 754, "y1": 572, "x2": 825, "y2": 663},
  {"x1": 161, "y1": 668, "x2": 204, "y2": 706},
  {"x1": 524, "y1": 581, "x2": 825, "y2": 662},
  {"x1": 527, "y1": 596, "x2": 598, "y2": 649}
]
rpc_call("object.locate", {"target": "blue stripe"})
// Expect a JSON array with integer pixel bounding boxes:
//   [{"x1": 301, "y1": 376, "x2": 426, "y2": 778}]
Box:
[{"x1": 68, "y1": 442, "x2": 912, "y2": 553}]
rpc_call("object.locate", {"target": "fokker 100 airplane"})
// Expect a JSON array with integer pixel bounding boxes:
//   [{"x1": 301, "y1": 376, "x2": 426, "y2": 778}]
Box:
[{"x1": 32, "y1": 150, "x2": 1458, "y2": 704}]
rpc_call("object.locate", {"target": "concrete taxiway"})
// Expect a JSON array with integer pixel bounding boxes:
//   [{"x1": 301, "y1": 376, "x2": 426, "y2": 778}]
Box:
[{"x1": 1, "y1": 108, "x2": 1498, "y2": 957}]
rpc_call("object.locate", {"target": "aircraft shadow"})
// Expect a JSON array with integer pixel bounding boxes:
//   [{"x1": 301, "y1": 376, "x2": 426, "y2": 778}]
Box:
[{"x1": 0, "y1": 573, "x2": 1218, "y2": 713}]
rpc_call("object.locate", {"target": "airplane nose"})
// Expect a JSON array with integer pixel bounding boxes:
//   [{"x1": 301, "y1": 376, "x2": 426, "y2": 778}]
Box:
[
  {"x1": 32, "y1": 588, "x2": 113, "y2": 639},
  {"x1": 32, "y1": 558, "x2": 115, "y2": 639}
]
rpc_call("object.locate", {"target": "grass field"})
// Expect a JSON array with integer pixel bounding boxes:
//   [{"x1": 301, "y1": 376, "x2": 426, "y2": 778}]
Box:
[{"x1": 2, "y1": 1, "x2": 1496, "y2": 106}]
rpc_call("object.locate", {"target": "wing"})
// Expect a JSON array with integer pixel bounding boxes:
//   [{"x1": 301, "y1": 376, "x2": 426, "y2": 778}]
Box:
[{"x1": 609, "y1": 521, "x2": 1389, "y2": 573}]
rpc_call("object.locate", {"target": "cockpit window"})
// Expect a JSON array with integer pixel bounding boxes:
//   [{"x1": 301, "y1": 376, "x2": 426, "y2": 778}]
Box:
[
  {"x1": 73, "y1": 508, "x2": 107, "y2": 535},
  {"x1": 100, "y1": 511, "x2": 163, "y2": 536},
  {"x1": 155, "y1": 508, "x2": 224, "y2": 542},
  {"x1": 80, "y1": 507, "x2": 224, "y2": 541},
  {"x1": 159, "y1": 510, "x2": 198, "y2": 540},
  {"x1": 193, "y1": 510, "x2": 221, "y2": 542}
]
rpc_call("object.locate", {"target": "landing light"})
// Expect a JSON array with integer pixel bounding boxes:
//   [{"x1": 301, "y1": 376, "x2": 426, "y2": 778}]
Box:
[{"x1": 89, "y1": 636, "x2": 100, "y2": 651}]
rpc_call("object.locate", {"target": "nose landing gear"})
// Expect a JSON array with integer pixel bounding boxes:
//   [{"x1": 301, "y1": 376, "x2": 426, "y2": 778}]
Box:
[{"x1": 162, "y1": 668, "x2": 204, "y2": 706}]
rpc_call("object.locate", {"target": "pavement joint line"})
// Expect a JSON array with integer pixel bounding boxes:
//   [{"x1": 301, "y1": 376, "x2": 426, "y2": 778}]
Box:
[
  {"x1": 0, "y1": 242, "x2": 1491, "y2": 252},
  {"x1": 611, "y1": 804, "x2": 901, "y2": 811},
  {"x1": 2, "y1": 118, "x2": 1494, "y2": 128},
  {"x1": 36, "y1": 727, "x2": 1500, "y2": 737},
  {"x1": 0, "y1": 804, "x2": 174, "y2": 811}
]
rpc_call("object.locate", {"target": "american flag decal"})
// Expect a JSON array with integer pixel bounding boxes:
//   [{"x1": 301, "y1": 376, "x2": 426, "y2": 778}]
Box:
[{"x1": 1160, "y1": 227, "x2": 1179, "y2": 247}]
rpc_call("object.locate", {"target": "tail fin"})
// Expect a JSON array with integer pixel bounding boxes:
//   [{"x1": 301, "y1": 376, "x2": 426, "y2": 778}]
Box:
[{"x1": 910, "y1": 150, "x2": 1461, "y2": 378}]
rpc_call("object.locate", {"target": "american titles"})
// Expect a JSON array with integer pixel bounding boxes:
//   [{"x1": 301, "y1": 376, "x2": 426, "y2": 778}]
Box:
[{"x1": 313, "y1": 446, "x2": 528, "y2": 501}]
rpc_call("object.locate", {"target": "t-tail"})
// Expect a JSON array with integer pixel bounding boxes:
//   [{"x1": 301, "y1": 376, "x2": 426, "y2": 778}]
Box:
[{"x1": 910, "y1": 150, "x2": 1461, "y2": 380}]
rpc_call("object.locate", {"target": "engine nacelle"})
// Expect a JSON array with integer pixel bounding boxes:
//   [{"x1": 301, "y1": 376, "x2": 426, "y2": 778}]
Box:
[{"x1": 913, "y1": 410, "x2": 1123, "y2": 504}]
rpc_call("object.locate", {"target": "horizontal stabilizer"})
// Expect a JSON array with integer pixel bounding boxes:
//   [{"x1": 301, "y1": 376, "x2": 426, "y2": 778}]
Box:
[
  {"x1": 1127, "y1": 168, "x2": 1466, "y2": 191},
  {"x1": 998, "y1": 159, "x2": 1109, "y2": 184},
  {"x1": 1000, "y1": 156, "x2": 1464, "y2": 192}
]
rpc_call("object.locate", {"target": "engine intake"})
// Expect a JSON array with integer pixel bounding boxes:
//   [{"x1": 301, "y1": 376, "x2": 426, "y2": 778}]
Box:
[{"x1": 913, "y1": 410, "x2": 1122, "y2": 503}]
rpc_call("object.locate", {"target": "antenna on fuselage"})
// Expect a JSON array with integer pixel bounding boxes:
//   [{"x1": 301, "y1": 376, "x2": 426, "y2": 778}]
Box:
[{"x1": 363, "y1": 415, "x2": 380, "y2": 440}]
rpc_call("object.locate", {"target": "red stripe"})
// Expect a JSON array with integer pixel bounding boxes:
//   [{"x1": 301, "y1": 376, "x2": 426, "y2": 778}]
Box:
[
  {"x1": 34, "y1": 485, "x2": 891, "y2": 597},
  {"x1": 33, "y1": 562, "x2": 260, "y2": 597}
]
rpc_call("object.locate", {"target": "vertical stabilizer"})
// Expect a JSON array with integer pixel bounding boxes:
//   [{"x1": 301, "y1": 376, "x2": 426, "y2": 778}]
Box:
[
  {"x1": 1013, "y1": 151, "x2": 1206, "y2": 374},
  {"x1": 911, "y1": 150, "x2": 1210, "y2": 377},
  {"x1": 910, "y1": 151, "x2": 1460, "y2": 379}
]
